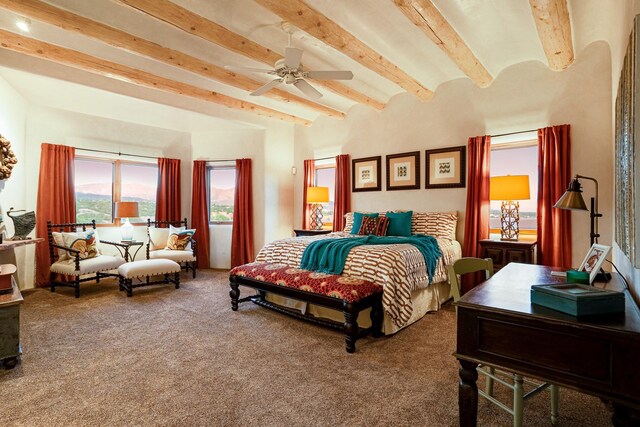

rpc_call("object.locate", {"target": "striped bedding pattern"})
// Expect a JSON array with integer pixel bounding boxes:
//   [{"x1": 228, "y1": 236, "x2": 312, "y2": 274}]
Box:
[{"x1": 255, "y1": 232, "x2": 461, "y2": 327}]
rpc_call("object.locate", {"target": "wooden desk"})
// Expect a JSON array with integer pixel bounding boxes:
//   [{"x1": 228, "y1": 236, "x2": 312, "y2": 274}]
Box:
[{"x1": 454, "y1": 263, "x2": 640, "y2": 426}]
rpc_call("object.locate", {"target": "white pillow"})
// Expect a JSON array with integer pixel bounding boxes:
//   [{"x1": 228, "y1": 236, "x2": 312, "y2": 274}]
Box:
[
  {"x1": 148, "y1": 227, "x2": 171, "y2": 251},
  {"x1": 51, "y1": 232, "x2": 68, "y2": 261}
]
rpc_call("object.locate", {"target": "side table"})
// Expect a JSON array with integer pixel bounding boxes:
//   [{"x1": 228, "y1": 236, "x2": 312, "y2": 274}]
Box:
[
  {"x1": 113, "y1": 240, "x2": 144, "y2": 262},
  {"x1": 479, "y1": 239, "x2": 537, "y2": 271},
  {"x1": 293, "y1": 229, "x2": 332, "y2": 237},
  {"x1": 0, "y1": 278, "x2": 23, "y2": 369}
]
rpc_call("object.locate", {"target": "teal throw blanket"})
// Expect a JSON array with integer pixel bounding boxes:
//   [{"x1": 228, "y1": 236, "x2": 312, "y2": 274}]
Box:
[{"x1": 300, "y1": 235, "x2": 442, "y2": 283}]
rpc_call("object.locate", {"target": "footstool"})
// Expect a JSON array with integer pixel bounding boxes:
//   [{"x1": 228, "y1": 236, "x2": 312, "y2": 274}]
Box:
[{"x1": 118, "y1": 259, "x2": 181, "y2": 297}]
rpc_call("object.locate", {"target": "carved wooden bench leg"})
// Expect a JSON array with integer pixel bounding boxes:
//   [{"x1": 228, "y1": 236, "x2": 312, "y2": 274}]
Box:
[
  {"x1": 370, "y1": 296, "x2": 384, "y2": 338},
  {"x1": 74, "y1": 276, "x2": 80, "y2": 298},
  {"x1": 343, "y1": 302, "x2": 359, "y2": 354},
  {"x1": 175, "y1": 272, "x2": 180, "y2": 289},
  {"x1": 230, "y1": 282, "x2": 240, "y2": 311}
]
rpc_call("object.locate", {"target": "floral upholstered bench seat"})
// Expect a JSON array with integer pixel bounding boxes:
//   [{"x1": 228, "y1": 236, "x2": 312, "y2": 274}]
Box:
[{"x1": 229, "y1": 262, "x2": 384, "y2": 353}]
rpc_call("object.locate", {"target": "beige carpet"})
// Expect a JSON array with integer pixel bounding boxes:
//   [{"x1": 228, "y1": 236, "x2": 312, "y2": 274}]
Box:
[{"x1": 0, "y1": 270, "x2": 612, "y2": 426}]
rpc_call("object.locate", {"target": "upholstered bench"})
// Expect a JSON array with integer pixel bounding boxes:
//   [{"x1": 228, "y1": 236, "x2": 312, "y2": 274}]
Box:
[
  {"x1": 118, "y1": 259, "x2": 181, "y2": 297},
  {"x1": 229, "y1": 262, "x2": 384, "y2": 353}
]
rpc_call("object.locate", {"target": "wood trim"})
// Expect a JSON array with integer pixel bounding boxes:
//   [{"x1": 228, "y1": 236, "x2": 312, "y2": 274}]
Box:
[
  {"x1": 393, "y1": 0, "x2": 492, "y2": 88},
  {"x1": 528, "y1": 0, "x2": 574, "y2": 71},
  {"x1": 254, "y1": 0, "x2": 433, "y2": 101},
  {"x1": 0, "y1": 0, "x2": 343, "y2": 119},
  {"x1": 0, "y1": 29, "x2": 311, "y2": 125},
  {"x1": 116, "y1": 0, "x2": 385, "y2": 110}
]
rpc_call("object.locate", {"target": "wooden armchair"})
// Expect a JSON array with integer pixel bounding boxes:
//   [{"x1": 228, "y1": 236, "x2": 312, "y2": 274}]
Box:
[
  {"x1": 47, "y1": 220, "x2": 127, "y2": 298},
  {"x1": 146, "y1": 218, "x2": 197, "y2": 278}
]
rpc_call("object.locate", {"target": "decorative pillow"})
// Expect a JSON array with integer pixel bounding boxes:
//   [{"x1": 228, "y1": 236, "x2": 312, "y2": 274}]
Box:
[
  {"x1": 411, "y1": 211, "x2": 458, "y2": 240},
  {"x1": 148, "y1": 227, "x2": 171, "y2": 251},
  {"x1": 385, "y1": 211, "x2": 413, "y2": 237},
  {"x1": 61, "y1": 230, "x2": 99, "y2": 260},
  {"x1": 343, "y1": 212, "x2": 355, "y2": 233},
  {"x1": 165, "y1": 226, "x2": 195, "y2": 251},
  {"x1": 357, "y1": 216, "x2": 390, "y2": 236},
  {"x1": 51, "y1": 232, "x2": 68, "y2": 261},
  {"x1": 350, "y1": 212, "x2": 379, "y2": 235}
]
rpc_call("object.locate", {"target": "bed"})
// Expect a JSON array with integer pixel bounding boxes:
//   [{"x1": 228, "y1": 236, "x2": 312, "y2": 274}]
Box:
[{"x1": 253, "y1": 211, "x2": 462, "y2": 335}]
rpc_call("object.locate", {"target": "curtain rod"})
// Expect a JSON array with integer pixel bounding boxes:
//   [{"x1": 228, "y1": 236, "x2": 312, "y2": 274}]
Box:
[
  {"x1": 491, "y1": 129, "x2": 538, "y2": 138},
  {"x1": 76, "y1": 147, "x2": 157, "y2": 160},
  {"x1": 204, "y1": 159, "x2": 236, "y2": 163},
  {"x1": 314, "y1": 156, "x2": 335, "y2": 161}
]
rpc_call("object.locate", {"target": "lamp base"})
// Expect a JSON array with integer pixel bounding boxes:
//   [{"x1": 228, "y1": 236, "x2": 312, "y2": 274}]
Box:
[
  {"x1": 121, "y1": 218, "x2": 134, "y2": 241},
  {"x1": 500, "y1": 200, "x2": 520, "y2": 241},
  {"x1": 309, "y1": 204, "x2": 324, "y2": 230}
]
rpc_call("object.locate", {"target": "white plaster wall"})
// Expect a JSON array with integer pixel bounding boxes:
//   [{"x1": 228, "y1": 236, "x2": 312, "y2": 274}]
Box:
[
  {"x1": 191, "y1": 125, "x2": 294, "y2": 269},
  {"x1": 294, "y1": 42, "x2": 613, "y2": 268},
  {"x1": 0, "y1": 76, "x2": 30, "y2": 288}
]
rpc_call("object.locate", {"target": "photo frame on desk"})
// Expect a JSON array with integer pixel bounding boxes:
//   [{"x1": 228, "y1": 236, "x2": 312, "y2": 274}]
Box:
[{"x1": 578, "y1": 243, "x2": 611, "y2": 284}]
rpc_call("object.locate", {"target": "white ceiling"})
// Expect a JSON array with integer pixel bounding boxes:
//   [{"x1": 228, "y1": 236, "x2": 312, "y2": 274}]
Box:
[{"x1": 0, "y1": 0, "x2": 624, "y2": 131}]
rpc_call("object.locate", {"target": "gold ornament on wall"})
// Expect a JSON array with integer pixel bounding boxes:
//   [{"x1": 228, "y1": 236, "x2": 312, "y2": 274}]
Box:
[{"x1": 0, "y1": 134, "x2": 18, "y2": 179}]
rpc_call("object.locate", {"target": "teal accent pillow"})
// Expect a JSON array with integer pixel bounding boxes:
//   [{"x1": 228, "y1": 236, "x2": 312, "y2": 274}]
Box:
[
  {"x1": 351, "y1": 212, "x2": 378, "y2": 235},
  {"x1": 385, "y1": 211, "x2": 413, "y2": 236}
]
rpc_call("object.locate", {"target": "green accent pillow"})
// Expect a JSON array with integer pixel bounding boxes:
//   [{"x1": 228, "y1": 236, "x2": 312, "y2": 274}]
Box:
[
  {"x1": 385, "y1": 211, "x2": 413, "y2": 236},
  {"x1": 351, "y1": 212, "x2": 378, "y2": 235}
]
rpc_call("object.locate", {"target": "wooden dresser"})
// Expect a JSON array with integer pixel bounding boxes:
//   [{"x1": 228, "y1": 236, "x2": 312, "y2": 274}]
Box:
[{"x1": 479, "y1": 238, "x2": 536, "y2": 270}]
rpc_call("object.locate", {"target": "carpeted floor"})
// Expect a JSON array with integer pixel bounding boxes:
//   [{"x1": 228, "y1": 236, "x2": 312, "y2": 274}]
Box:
[{"x1": 0, "y1": 270, "x2": 612, "y2": 426}]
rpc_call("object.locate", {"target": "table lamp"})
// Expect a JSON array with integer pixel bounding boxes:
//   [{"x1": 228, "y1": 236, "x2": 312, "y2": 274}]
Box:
[
  {"x1": 307, "y1": 186, "x2": 329, "y2": 230},
  {"x1": 114, "y1": 201, "x2": 139, "y2": 241},
  {"x1": 490, "y1": 175, "x2": 531, "y2": 241}
]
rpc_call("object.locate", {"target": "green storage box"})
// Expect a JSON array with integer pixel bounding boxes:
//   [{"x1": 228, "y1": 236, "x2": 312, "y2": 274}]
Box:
[{"x1": 531, "y1": 283, "x2": 625, "y2": 317}]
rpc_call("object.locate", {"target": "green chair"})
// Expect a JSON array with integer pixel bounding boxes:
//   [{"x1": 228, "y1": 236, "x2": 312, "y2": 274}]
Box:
[{"x1": 448, "y1": 257, "x2": 559, "y2": 427}]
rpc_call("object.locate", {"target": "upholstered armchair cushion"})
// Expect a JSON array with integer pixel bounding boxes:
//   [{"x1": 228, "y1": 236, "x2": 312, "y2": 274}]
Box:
[
  {"x1": 50, "y1": 255, "x2": 126, "y2": 275},
  {"x1": 148, "y1": 250, "x2": 196, "y2": 263}
]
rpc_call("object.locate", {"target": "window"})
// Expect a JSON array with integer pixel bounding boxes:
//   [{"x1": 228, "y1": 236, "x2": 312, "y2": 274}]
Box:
[
  {"x1": 315, "y1": 164, "x2": 336, "y2": 227},
  {"x1": 74, "y1": 157, "x2": 158, "y2": 225},
  {"x1": 208, "y1": 166, "x2": 236, "y2": 223},
  {"x1": 490, "y1": 143, "x2": 538, "y2": 234}
]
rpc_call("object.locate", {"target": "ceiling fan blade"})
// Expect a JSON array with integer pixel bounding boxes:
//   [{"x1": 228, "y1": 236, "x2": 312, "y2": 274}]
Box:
[
  {"x1": 284, "y1": 47, "x2": 303, "y2": 69},
  {"x1": 224, "y1": 65, "x2": 274, "y2": 74},
  {"x1": 294, "y1": 79, "x2": 322, "y2": 99},
  {"x1": 306, "y1": 70, "x2": 354, "y2": 80},
  {"x1": 250, "y1": 79, "x2": 283, "y2": 96}
]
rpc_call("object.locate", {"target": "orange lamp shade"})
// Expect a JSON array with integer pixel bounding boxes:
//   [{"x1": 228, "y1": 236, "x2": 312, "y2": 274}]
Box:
[
  {"x1": 490, "y1": 175, "x2": 531, "y2": 201},
  {"x1": 114, "y1": 201, "x2": 139, "y2": 218},
  {"x1": 307, "y1": 186, "x2": 330, "y2": 204}
]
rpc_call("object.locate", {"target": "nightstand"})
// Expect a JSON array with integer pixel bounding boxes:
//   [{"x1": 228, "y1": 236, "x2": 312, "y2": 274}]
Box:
[
  {"x1": 479, "y1": 239, "x2": 537, "y2": 271},
  {"x1": 293, "y1": 229, "x2": 332, "y2": 237}
]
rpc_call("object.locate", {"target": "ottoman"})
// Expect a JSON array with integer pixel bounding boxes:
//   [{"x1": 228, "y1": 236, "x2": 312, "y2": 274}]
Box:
[{"x1": 118, "y1": 259, "x2": 181, "y2": 297}]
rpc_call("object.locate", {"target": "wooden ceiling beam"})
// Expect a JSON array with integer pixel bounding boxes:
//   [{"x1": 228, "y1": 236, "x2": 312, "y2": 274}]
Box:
[
  {"x1": 528, "y1": 0, "x2": 574, "y2": 71},
  {"x1": 253, "y1": 0, "x2": 433, "y2": 101},
  {"x1": 393, "y1": 0, "x2": 493, "y2": 88},
  {"x1": 0, "y1": 0, "x2": 344, "y2": 119},
  {"x1": 0, "y1": 30, "x2": 311, "y2": 125},
  {"x1": 116, "y1": 0, "x2": 385, "y2": 110}
]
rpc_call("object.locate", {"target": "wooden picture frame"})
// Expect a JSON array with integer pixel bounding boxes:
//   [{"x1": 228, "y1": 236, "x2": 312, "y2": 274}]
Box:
[
  {"x1": 351, "y1": 156, "x2": 381, "y2": 192},
  {"x1": 386, "y1": 151, "x2": 420, "y2": 191},
  {"x1": 425, "y1": 146, "x2": 466, "y2": 189}
]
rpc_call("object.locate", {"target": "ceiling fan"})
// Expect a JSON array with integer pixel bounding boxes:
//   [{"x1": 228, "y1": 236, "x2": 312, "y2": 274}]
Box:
[{"x1": 225, "y1": 23, "x2": 353, "y2": 99}]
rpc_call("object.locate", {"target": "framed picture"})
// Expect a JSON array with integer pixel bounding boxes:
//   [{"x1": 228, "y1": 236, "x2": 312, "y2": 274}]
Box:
[
  {"x1": 578, "y1": 243, "x2": 611, "y2": 284},
  {"x1": 425, "y1": 146, "x2": 466, "y2": 189},
  {"x1": 352, "y1": 156, "x2": 381, "y2": 192},
  {"x1": 386, "y1": 151, "x2": 420, "y2": 191}
]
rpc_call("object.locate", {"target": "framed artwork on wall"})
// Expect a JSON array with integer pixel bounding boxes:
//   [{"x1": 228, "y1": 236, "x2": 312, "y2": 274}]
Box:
[
  {"x1": 386, "y1": 151, "x2": 420, "y2": 191},
  {"x1": 425, "y1": 146, "x2": 466, "y2": 189},
  {"x1": 352, "y1": 156, "x2": 382, "y2": 192}
]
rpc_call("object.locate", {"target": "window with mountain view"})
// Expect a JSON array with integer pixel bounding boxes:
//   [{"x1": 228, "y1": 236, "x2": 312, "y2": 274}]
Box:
[
  {"x1": 209, "y1": 167, "x2": 235, "y2": 223},
  {"x1": 315, "y1": 165, "x2": 335, "y2": 227},
  {"x1": 74, "y1": 158, "x2": 157, "y2": 224},
  {"x1": 490, "y1": 144, "x2": 538, "y2": 233}
]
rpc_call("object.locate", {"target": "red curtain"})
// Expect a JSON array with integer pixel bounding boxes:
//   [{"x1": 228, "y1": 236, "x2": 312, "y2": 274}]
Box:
[
  {"x1": 156, "y1": 158, "x2": 181, "y2": 223},
  {"x1": 537, "y1": 125, "x2": 572, "y2": 267},
  {"x1": 231, "y1": 158, "x2": 254, "y2": 268},
  {"x1": 462, "y1": 135, "x2": 491, "y2": 293},
  {"x1": 302, "y1": 159, "x2": 315, "y2": 229},
  {"x1": 333, "y1": 154, "x2": 351, "y2": 232},
  {"x1": 35, "y1": 143, "x2": 76, "y2": 287},
  {"x1": 191, "y1": 161, "x2": 210, "y2": 269}
]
